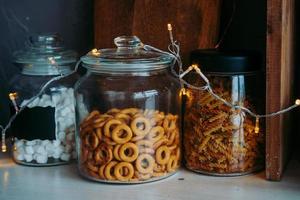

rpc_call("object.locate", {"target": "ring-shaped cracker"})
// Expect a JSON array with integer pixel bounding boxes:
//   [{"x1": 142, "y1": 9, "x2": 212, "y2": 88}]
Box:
[
  {"x1": 111, "y1": 124, "x2": 133, "y2": 144},
  {"x1": 115, "y1": 113, "x2": 131, "y2": 124},
  {"x1": 131, "y1": 117, "x2": 151, "y2": 137},
  {"x1": 119, "y1": 143, "x2": 139, "y2": 162},
  {"x1": 114, "y1": 162, "x2": 134, "y2": 181},
  {"x1": 167, "y1": 155, "x2": 178, "y2": 172},
  {"x1": 155, "y1": 145, "x2": 171, "y2": 165},
  {"x1": 104, "y1": 119, "x2": 122, "y2": 138},
  {"x1": 84, "y1": 132, "x2": 99, "y2": 150},
  {"x1": 98, "y1": 164, "x2": 106, "y2": 179},
  {"x1": 153, "y1": 138, "x2": 168, "y2": 149},
  {"x1": 163, "y1": 114, "x2": 177, "y2": 132},
  {"x1": 104, "y1": 161, "x2": 118, "y2": 180},
  {"x1": 113, "y1": 144, "x2": 122, "y2": 161},
  {"x1": 94, "y1": 144, "x2": 113, "y2": 165},
  {"x1": 135, "y1": 153, "x2": 155, "y2": 174},
  {"x1": 120, "y1": 108, "x2": 141, "y2": 116},
  {"x1": 86, "y1": 161, "x2": 98, "y2": 172},
  {"x1": 147, "y1": 126, "x2": 164, "y2": 143}
]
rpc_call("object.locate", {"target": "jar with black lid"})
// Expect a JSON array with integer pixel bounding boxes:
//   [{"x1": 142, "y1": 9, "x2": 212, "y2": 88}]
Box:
[
  {"x1": 184, "y1": 49, "x2": 265, "y2": 176},
  {"x1": 9, "y1": 34, "x2": 78, "y2": 166},
  {"x1": 75, "y1": 36, "x2": 181, "y2": 183}
]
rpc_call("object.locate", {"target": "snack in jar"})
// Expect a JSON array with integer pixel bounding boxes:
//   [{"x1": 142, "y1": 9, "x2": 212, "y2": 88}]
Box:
[
  {"x1": 75, "y1": 36, "x2": 181, "y2": 183},
  {"x1": 9, "y1": 34, "x2": 78, "y2": 166},
  {"x1": 184, "y1": 50, "x2": 265, "y2": 176}
]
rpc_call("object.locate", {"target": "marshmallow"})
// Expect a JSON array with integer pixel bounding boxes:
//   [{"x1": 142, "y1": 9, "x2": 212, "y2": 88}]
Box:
[
  {"x1": 58, "y1": 131, "x2": 66, "y2": 141},
  {"x1": 60, "y1": 153, "x2": 71, "y2": 161},
  {"x1": 16, "y1": 153, "x2": 25, "y2": 161},
  {"x1": 53, "y1": 140, "x2": 61, "y2": 147},
  {"x1": 41, "y1": 140, "x2": 50, "y2": 146},
  {"x1": 36, "y1": 146, "x2": 47, "y2": 155},
  {"x1": 36, "y1": 154, "x2": 48, "y2": 164},
  {"x1": 25, "y1": 146, "x2": 34, "y2": 154},
  {"x1": 24, "y1": 154, "x2": 33, "y2": 162},
  {"x1": 52, "y1": 153, "x2": 61, "y2": 159},
  {"x1": 26, "y1": 140, "x2": 36, "y2": 146},
  {"x1": 15, "y1": 140, "x2": 24, "y2": 148}
]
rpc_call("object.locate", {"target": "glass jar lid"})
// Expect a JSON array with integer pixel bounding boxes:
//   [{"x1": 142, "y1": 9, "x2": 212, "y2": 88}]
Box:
[
  {"x1": 14, "y1": 34, "x2": 77, "y2": 75},
  {"x1": 190, "y1": 49, "x2": 262, "y2": 75},
  {"x1": 80, "y1": 36, "x2": 174, "y2": 73}
]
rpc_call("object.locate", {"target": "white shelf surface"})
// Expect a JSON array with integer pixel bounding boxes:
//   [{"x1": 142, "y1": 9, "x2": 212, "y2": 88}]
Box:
[{"x1": 1, "y1": 152, "x2": 300, "y2": 200}]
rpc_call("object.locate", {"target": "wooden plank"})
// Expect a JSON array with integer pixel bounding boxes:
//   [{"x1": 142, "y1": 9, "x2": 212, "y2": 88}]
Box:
[
  {"x1": 266, "y1": 0, "x2": 295, "y2": 181},
  {"x1": 94, "y1": 0, "x2": 135, "y2": 48},
  {"x1": 132, "y1": 0, "x2": 222, "y2": 63}
]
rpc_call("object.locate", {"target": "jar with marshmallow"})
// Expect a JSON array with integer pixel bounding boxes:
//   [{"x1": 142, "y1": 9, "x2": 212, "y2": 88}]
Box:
[{"x1": 9, "y1": 34, "x2": 78, "y2": 166}]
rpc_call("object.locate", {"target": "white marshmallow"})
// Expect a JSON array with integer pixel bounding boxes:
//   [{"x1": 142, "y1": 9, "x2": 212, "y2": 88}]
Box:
[
  {"x1": 52, "y1": 94, "x2": 61, "y2": 105},
  {"x1": 25, "y1": 146, "x2": 34, "y2": 154},
  {"x1": 16, "y1": 153, "x2": 25, "y2": 161},
  {"x1": 60, "y1": 153, "x2": 71, "y2": 161},
  {"x1": 58, "y1": 131, "x2": 66, "y2": 141},
  {"x1": 36, "y1": 146, "x2": 47, "y2": 155},
  {"x1": 20, "y1": 100, "x2": 30, "y2": 107},
  {"x1": 45, "y1": 143, "x2": 55, "y2": 154},
  {"x1": 15, "y1": 140, "x2": 24, "y2": 148},
  {"x1": 28, "y1": 97, "x2": 40, "y2": 108},
  {"x1": 41, "y1": 140, "x2": 50, "y2": 146},
  {"x1": 52, "y1": 153, "x2": 61, "y2": 159},
  {"x1": 53, "y1": 140, "x2": 61, "y2": 147},
  {"x1": 24, "y1": 154, "x2": 33, "y2": 162},
  {"x1": 36, "y1": 154, "x2": 48, "y2": 164},
  {"x1": 26, "y1": 140, "x2": 36, "y2": 146}
]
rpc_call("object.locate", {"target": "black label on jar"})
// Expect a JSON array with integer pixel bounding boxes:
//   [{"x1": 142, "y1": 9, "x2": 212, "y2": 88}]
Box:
[{"x1": 11, "y1": 107, "x2": 56, "y2": 140}]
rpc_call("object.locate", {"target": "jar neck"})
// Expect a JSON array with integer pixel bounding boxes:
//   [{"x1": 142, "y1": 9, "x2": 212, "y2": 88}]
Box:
[
  {"x1": 20, "y1": 63, "x2": 72, "y2": 76},
  {"x1": 86, "y1": 68, "x2": 171, "y2": 77}
]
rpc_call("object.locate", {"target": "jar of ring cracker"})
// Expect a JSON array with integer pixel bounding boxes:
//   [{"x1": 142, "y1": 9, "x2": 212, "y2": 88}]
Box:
[
  {"x1": 75, "y1": 36, "x2": 181, "y2": 183},
  {"x1": 9, "y1": 34, "x2": 78, "y2": 166},
  {"x1": 184, "y1": 50, "x2": 265, "y2": 176}
]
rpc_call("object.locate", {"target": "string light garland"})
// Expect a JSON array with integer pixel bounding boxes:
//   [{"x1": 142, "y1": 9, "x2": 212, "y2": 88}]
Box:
[{"x1": 165, "y1": 23, "x2": 300, "y2": 132}]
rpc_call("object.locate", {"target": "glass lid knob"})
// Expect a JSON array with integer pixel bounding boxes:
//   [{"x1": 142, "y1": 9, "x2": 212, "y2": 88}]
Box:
[{"x1": 114, "y1": 36, "x2": 142, "y2": 49}]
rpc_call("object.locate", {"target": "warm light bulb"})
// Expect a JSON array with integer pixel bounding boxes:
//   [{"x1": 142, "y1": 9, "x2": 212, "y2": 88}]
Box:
[
  {"x1": 91, "y1": 48, "x2": 100, "y2": 56},
  {"x1": 254, "y1": 117, "x2": 260, "y2": 134},
  {"x1": 2, "y1": 145, "x2": 7, "y2": 153},
  {"x1": 8, "y1": 92, "x2": 18, "y2": 101},
  {"x1": 167, "y1": 23, "x2": 172, "y2": 31},
  {"x1": 295, "y1": 99, "x2": 300, "y2": 105}
]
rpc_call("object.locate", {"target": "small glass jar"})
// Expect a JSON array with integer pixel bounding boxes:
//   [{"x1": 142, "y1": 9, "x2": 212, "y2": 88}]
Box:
[
  {"x1": 9, "y1": 34, "x2": 78, "y2": 166},
  {"x1": 75, "y1": 36, "x2": 181, "y2": 183},
  {"x1": 184, "y1": 50, "x2": 265, "y2": 176}
]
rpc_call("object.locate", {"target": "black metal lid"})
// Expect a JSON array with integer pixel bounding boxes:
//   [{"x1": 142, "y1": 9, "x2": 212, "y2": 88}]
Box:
[{"x1": 190, "y1": 49, "x2": 262, "y2": 74}]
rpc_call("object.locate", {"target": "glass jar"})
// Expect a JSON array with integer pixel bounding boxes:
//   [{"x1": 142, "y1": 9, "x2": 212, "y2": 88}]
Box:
[
  {"x1": 9, "y1": 34, "x2": 78, "y2": 166},
  {"x1": 184, "y1": 50, "x2": 265, "y2": 176},
  {"x1": 75, "y1": 36, "x2": 181, "y2": 183}
]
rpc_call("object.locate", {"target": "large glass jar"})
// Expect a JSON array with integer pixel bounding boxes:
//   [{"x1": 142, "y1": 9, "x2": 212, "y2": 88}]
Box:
[
  {"x1": 184, "y1": 50, "x2": 265, "y2": 176},
  {"x1": 75, "y1": 36, "x2": 181, "y2": 183},
  {"x1": 9, "y1": 34, "x2": 78, "y2": 166}
]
